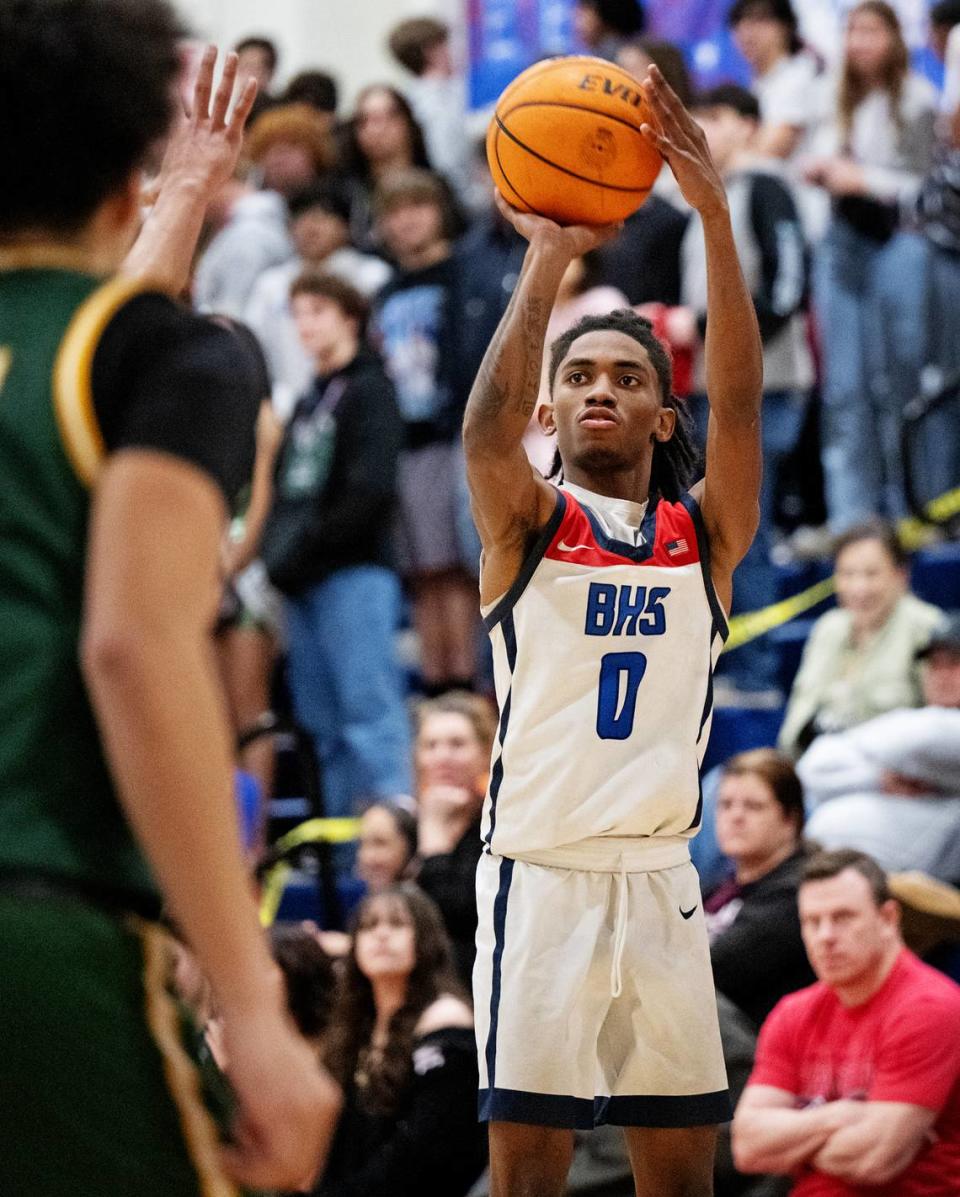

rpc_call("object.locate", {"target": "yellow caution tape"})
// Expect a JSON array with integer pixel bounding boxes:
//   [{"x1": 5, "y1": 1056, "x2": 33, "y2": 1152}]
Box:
[{"x1": 258, "y1": 817, "x2": 362, "y2": 926}]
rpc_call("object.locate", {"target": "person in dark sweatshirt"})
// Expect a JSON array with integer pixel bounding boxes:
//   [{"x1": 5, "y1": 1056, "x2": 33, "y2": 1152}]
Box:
[{"x1": 262, "y1": 272, "x2": 411, "y2": 817}]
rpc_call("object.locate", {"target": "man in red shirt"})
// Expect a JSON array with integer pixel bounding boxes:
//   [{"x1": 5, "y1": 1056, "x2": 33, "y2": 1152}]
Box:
[{"x1": 733, "y1": 849, "x2": 960, "y2": 1195}]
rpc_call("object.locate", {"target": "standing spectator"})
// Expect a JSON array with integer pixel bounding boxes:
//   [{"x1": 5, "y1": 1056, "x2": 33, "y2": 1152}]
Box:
[
  {"x1": 283, "y1": 70, "x2": 338, "y2": 118},
  {"x1": 244, "y1": 180, "x2": 392, "y2": 415},
  {"x1": 341, "y1": 85, "x2": 462, "y2": 251},
  {"x1": 414, "y1": 692, "x2": 497, "y2": 987},
  {"x1": 235, "y1": 34, "x2": 279, "y2": 120},
  {"x1": 804, "y1": 1, "x2": 937, "y2": 528},
  {"x1": 734, "y1": 850, "x2": 960, "y2": 1193},
  {"x1": 371, "y1": 170, "x2": 478, "y2": 693},
  {"x1": 387, "y1": 18, "x2": 471, "y2": 204},
  {"x1": 244, "y1": 102, "x2": 335, "y2": 199},
  {"x1": 574, "y1": 0, "x2": 646, "y2": 61},
  {"x1": 319, "y1": 886, "x2": 487, "y2": 1197},
  {"x1": 684, "y1": 84, "x2": 812, "y2": 697},
  {"x1": 778, "y1": 520, "x2": 944, "y2": 757},
  {"x1": 799, "y1": 615, "x2": 960, "y2": 884},
  {"x1": 705, "y1": 750, "x2": 817, "y2": 1028},
  {"x1": 261, "y1": 274, "x2": 411, "y2": 818},
  {"x1": 193, "y1": 172, "x2": 293, "y2": 319},
  {"x1": 728, "y1": 0, "x2": 821, "y2": 162}
]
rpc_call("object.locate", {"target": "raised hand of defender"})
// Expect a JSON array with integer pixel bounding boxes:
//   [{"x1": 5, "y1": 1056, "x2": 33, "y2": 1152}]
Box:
[
  {"x1": 494, "y1": 189, "x2": 621, "y2": 259},
  {"x1": 156, "y1": 44, "x2": 257, "y2": 197},
  {"x1": 639, "y1": 65, "x2": 727, "y2": 219}
]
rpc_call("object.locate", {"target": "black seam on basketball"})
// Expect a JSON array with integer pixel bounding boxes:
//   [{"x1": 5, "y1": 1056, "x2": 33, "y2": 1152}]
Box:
[
  {"x1": 499, "y1": 99, "x2": 653, "y2": 141},
  {"x1": 494, "y1": 126, "x2": 549, "y2": 218},
  {"x1": 495, "y1": 115, "x2": 653, "y2": 194}
]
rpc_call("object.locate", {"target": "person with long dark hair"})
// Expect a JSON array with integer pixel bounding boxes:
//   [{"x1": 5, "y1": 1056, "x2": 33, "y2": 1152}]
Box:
[
  {"x1": 317, "y1": 886, "x2": 487, "y2": 1196},
  {"x1": 803, "y1": 1, "x2": 937, "y2": 527}
]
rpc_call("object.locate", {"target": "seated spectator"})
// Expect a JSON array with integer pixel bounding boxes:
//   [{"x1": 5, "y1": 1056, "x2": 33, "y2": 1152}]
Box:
[
  {"x1": 261, "y1": 274, "x2": 411, "y2": 819},
  {"x1": 270, "y1": 922, "x2": 338, "y2": 1051},
  {"x1": 387, "y1": 17, "x2": 471, "y2": 204},
  {"x1": 414, "y1": 692, "x2": 497, "y2": 987},
  {"x1": 193, "y1": 171, "x2": 293, "y2": 318},
  {"x1": 778, "y1": 520, "x2": 945, "y2": 757},
  {"x1": 617, "y1": 37, "x2": 693, "y2": 106},
  {"x1": 799, "y1": 615, "x2": 960, "y2": 883},
  {"x1": 244, "y1": 180, "x2": 392, "y2": 413},
  {"x1": 340, "y1": 84, "x2": 463, "y2": 251},
  {"x1": 684, "y1": 84, "x2": 812, "y2": 698},
  {"x1": 706, "y1": 750, "x2": 817, "y2": 1028},
  {"x1": 319, "y1": 886, "x2": 487, "y2": 1196},
  {"x1": 728, "y1": 0, "x2": 821, "y2": 162},
  {"x1": 734, "y1": 849, "x2": 960, "y2": 1193},
  {"x1": 371, "y1": 170, "x2": 479, "y2": 693},
  {"x1": 574, "y1": 0, "x2": 646, "y2": 62},
  {"x1": 357, "y1": 803, "x2": 419, "y2": 893},
  {"x1": 244, "y1": 102, "x2": 336, "y2": 199}
]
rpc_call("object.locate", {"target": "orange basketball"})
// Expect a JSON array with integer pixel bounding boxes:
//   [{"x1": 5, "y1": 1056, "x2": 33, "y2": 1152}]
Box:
[{"x1": 487, "y1": 55, "x2": 663, "y2": 226}]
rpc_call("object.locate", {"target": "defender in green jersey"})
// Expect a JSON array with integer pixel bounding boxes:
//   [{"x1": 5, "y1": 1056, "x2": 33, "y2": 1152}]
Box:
[{"x1": 0, "y1": 4, "x2": 339, "y2": 1194}]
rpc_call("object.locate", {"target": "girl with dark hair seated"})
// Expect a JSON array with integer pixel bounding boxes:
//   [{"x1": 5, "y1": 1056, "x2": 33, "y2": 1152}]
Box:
[
  {"x1": 315, "y1": 886, "x2": 487, "y2": 1197},
  {"x1": 705, "y1": 749, "x2": 816, "y2": 1028}
]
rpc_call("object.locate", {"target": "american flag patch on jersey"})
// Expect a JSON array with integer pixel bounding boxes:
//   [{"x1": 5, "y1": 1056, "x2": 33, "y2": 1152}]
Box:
[{"x1": 666, "y1": 537, "x2": 689, "y2": 556}]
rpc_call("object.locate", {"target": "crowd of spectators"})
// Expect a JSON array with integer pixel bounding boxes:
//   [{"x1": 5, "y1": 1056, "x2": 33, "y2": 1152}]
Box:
[{"x1": 160, "y1": 4, "x2": 960, "y2": 1192}]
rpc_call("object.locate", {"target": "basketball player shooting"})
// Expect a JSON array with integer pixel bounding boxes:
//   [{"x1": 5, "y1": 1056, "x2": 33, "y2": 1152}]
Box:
[{"x1": 464, "y1": 66, "x2": 763, "y2": 1196}]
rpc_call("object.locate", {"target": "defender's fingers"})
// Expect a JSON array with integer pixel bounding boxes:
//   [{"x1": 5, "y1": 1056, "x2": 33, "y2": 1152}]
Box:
[
  {"x1": 228, "y1": 76, "x2": 258, "y2": 135},
  {"x1": 210, "y1": 51, "x2": 238, "y2": 129},
  {"x1": 191, "y1": 44, "x2": 216, "y2": 121}
]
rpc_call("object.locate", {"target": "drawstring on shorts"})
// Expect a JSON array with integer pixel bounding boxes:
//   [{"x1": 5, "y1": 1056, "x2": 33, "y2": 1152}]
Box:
[{"x1": 610, "y1": 856, "x2": 629, "y2": 998}]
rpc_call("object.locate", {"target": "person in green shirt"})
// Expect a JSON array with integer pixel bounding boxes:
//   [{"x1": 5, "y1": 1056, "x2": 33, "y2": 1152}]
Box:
[{"x1": 0, "y1": 3, "x2": 339, "y2": 1194}]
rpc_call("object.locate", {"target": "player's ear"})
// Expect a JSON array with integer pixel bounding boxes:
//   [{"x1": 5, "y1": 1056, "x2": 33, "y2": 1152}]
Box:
[
  {"x1": 653, "y1": 401, "x2": 676, "y2": 443},
  {"x1": 537, "y1": 401, "x2": 556, "y2": 435}
]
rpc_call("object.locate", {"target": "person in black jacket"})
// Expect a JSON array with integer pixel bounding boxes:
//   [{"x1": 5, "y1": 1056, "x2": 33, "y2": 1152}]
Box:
[
  {"x1": 318, "y1": 885, "x2": 487, "y2": 1197},
  {"x1": 262, "y1": 273, "x2": 412, "y2": 818},
  {"x1": 705, "y1": 749, "x2": 816, "y2": 1029}
]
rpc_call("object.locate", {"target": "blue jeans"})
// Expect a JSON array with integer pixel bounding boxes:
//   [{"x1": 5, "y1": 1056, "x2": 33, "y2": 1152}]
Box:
[
  {"x1": 691, "y1": 388, "x2": 807, "y2": 691},
  {"x1": 921, "y1": 242, "x2": 960, "y2": 504},
  {"x1": 285, "y1": 566, "x2": 412, "y2": 818},
  {"x1": 814, "y1": 222, "x2": 930, "y2": 530}
]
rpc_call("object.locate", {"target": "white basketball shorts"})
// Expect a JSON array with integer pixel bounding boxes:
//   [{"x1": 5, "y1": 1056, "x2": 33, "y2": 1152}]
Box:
[{"x1": 474, "y1": 847, "x2": 730, "y2": 1129}]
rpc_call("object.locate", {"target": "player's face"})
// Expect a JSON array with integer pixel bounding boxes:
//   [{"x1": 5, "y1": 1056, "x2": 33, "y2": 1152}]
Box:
[
  {"x1": 546, "y1": 330, "x2": 675, "y2": 476},
  {"x1": 798, "y1": 870, "x2": 899, "y2": 988},
  {"x1": 416, "y1": 712, "x2": 487, "y2": 792},
  {"x1": 357, "y1": 807, "x2": 411, "y2": 893},
  {"x1": 922, "y1": 647, "x2": 960, "y2": 708},
  {"x1": 833, "y1": 537, "x2": 906, "y2": 634},
  {"x1": 354, "y1": 895, "x2": 417, "y2": 981},
  {"x1": 715, "y1": 772, "x2": 798, "y2": 867}
]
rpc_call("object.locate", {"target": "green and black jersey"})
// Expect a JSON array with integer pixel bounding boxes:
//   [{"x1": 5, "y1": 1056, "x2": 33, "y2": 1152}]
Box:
[{"x1": 0, "y1": 257, "x2": 259, "y2": 913}]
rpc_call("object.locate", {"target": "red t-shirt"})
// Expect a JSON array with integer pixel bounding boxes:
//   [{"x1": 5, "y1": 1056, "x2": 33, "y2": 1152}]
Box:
[{"x1": 748, "y1": 949, "x2": 960, "y2": 1196}]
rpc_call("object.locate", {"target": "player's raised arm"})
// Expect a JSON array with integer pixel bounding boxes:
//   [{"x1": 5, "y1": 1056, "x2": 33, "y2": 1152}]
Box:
[
  {"x1": 641, "y1": 66, "x2": 763, "y2": 608},
  {"x1": 463, "y1": 195, "x2": 618, "y2": 601},
  {"x1": 122, "y1": 46, "x2": 256, "y2": 294}
]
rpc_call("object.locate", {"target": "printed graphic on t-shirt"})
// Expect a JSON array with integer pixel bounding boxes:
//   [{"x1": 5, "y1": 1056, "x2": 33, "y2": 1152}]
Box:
[{"x1": 375, "y1": 285, "x2": 450, "y2": 424}]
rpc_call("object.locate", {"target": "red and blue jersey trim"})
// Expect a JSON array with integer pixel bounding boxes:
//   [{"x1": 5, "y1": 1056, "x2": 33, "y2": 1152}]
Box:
[{"x1": 544, "y1": 490, "x2": 701, "y2": 569}]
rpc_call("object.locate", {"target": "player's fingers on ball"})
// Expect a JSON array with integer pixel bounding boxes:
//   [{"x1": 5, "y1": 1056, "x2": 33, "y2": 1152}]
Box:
[{"x1": 211, "y1": 51, "x2": 238, "y2": 127}]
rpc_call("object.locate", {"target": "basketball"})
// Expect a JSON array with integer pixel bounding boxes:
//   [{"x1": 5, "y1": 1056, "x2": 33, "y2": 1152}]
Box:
[{"x1": 487, "y1": 55, "x2": 663, "y2": 226}]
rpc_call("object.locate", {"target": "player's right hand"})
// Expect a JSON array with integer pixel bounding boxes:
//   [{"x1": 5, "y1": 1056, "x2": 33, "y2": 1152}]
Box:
[
  {"x1": 494, "y1": 189, "x2": 621, "y2": 257},
  {"x1": 220, "y1": 1005, "x2": 342, "y2": 1191}
]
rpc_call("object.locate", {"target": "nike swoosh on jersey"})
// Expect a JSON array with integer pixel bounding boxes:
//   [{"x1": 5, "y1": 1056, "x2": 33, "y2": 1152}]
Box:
[
  {"x1": 556, "y1": 540, "x2": 596, "y2": 552},
  {"x1": 680, "y1": 905, "x2": 698, "y2": 920}
]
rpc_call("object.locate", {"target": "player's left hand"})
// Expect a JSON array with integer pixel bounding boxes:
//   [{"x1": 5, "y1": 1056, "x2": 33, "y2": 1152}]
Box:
[
  {"x1": 155, "y1": 44, "x2": 257, "y2": 198},
  {"x1": 639, "y1": 65, "x2": 728, "y2": 220}
]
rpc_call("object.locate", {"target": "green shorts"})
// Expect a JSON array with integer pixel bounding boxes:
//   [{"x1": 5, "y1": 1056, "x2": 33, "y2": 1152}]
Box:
[{"x1": 0, "y1": 891, "x2": 241, "y2": 1197}]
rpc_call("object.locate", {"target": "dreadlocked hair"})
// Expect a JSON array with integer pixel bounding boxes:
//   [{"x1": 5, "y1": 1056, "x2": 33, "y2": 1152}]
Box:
[{"x1": 546, "y1": 309, "x2": 701, "y2": 503}]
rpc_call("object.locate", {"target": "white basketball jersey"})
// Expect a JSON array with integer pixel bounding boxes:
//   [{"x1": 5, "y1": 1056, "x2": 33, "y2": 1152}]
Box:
[{"x1": 480, "y1": 484, "x2": 728, "y2": 860}]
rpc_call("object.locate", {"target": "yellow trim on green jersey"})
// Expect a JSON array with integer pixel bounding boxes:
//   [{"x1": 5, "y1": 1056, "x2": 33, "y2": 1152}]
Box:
[{"x1": 52, "y1": 274, "x2": 151, "y2": 487}]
